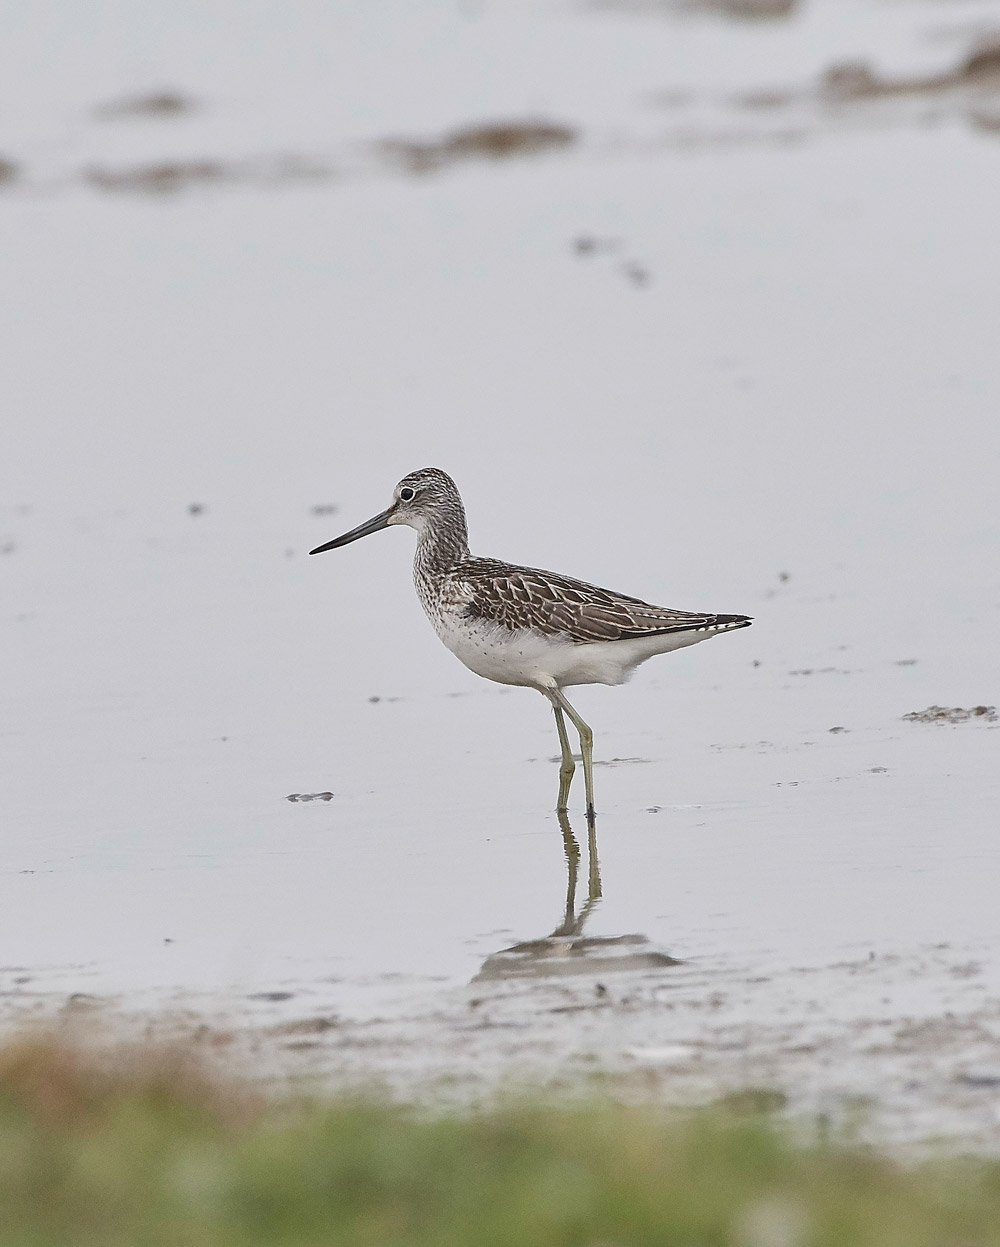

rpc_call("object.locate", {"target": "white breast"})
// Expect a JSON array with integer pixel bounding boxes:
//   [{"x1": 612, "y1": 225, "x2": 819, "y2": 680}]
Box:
[
  {"x1": 429, "y1": 609, "x2": 714, "y2": 690},
  {"x1": 432, "y1": 613, "x2": 560, "y2": 687}
]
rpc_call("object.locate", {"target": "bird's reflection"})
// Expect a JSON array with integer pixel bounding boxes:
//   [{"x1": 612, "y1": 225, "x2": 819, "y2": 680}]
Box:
[
  {"x1": 472, "y1": 813, "x2": 679, "y2": 982},
  {"x1": 551, "y1": 810, "x2": 603, "y2": 938}
]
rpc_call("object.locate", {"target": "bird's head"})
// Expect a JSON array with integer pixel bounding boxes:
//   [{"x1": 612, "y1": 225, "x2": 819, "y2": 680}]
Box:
[{"x1": 309, "y1": 467, "x2": 463, "y2": 552}]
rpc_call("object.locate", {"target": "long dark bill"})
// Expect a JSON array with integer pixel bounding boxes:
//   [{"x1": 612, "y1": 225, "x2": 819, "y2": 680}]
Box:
[{"x1": 309, "y1": 506, "x2": 394, "y2": 555}]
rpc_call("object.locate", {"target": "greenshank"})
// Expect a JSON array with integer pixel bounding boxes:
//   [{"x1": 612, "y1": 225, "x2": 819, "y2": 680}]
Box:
[{"x1": 310, "y1": 468, "x2": 751, "y2": 817}]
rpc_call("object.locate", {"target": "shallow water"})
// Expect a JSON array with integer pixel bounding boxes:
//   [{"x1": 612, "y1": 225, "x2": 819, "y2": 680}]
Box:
[{"x1": 2, "y1": 0, "x2": 999, "y2": 1146}]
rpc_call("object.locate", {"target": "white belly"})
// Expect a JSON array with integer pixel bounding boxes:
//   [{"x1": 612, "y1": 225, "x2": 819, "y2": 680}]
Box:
[{"x1": 431, "y1": 613, "x2": 711, "y2": 690}]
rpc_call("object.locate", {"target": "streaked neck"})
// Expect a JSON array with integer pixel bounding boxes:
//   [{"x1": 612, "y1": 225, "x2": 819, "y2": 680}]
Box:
[{"x1": 414, "y1": 507, "x2": 469, "y2": 579}]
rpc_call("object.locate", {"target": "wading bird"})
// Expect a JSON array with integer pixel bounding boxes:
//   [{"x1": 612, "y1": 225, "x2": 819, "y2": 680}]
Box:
[{"x1": 310, "y1": 468, "x2": 750, "y2": 817}]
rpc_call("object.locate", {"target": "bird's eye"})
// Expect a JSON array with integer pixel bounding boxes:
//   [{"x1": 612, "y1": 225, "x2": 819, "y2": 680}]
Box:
[{"x1": 399, "y1": 487, "x2": 415, "y2": 502}]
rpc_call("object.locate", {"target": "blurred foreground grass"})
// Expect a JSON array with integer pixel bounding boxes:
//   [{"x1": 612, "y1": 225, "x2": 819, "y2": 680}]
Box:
[{"x1": 2, "y1": 1037, "x2": 1000, "y2": 1246}]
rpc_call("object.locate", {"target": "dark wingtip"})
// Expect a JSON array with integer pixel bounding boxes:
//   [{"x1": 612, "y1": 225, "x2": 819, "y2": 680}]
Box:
[{"x1": 714, "y1": 614, "x2": 753, "y2": 628}]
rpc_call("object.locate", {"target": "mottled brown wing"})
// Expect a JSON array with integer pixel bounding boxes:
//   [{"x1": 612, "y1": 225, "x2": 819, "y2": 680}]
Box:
[{"x1": 455, "y1": 560, "x2": 718, "y2": 643}]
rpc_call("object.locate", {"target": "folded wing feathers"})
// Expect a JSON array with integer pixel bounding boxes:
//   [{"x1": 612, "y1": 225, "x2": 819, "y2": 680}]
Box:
[{"x1": 457, "y1": 560, "x2": 748, "y2": 644}]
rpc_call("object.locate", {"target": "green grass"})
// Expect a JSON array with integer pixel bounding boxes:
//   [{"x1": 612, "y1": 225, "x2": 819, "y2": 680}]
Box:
[{"x1": 1, "y1": 1036, "x2": 999, "y2": 1246}]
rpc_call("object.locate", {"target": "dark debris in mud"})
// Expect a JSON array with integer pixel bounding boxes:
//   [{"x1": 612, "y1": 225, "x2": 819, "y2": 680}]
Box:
[
  {"x1": 269, "y1": 1016, "x2": 340, "y2": 1036},
  {"x1": 381, "y1": 120, "x2": 576, "y2": 174},
  {"x1": 84, "y1": 154, "x2": 337, "y2": 195},
  {"x1": 812, "y1": 36, "x2": 1000, "y2": 145},
  {"x1": 572, "y1": 235, "x2": 651, "y2": 288},
  {"x1": 591, "y1": 0, "x2": 797, "y2": 17},
  {"x1": 573, "y1": 235, "x2": 620, "y2": 256},
  {"x1": 0, "y1": 157, "x2": 18, "y2": 187},
  {"x1": 285, "y1": 792, "x2": 334, "y2": 803},
  {"x1": 718, "y1": 0, "x2": 796, "y2": 14},
  {"x1": 957, "y1": 1068, "x2": 1000, "y2": 1089},
  {"x1": 709, "y1": 32, "x2": 1000, "y2": 145},
  {"x1": 94, "y1": 90, "x2": 198, "y2": 121},
  {"x1": 821, "y1": 36, "x2": 1000, "y2": 103},
  {"x1": 902, "y1": 705, "x2": 997, "y2": 725},
  {"x1": 623, "y1": 260, "x2": 651, "y2": 287},
  {"x1": 86, "y1": 159, "x2": 229, "y2": 193},
  {"x1": 969, "y1": 105, "x2": 1000, "y2": 134}
]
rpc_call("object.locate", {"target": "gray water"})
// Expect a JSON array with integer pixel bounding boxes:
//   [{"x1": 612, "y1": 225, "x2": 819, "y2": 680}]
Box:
[{"x1": 2, "y1": 0, "x2": 999, "y2": 1146}]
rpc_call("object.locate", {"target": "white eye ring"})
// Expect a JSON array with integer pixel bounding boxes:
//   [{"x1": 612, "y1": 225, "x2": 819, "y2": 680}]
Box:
[{"x1": 399, "y1": 486, "x2": 415, "y2": 502}]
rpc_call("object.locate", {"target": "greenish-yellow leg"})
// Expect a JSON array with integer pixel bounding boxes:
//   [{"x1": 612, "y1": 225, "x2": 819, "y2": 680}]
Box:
[
  {"x1": 551, "y1": 688, "x2": 596, "y2": 819},
  {"x1": 552, "y1": 705, "x2": 575, "y2": 812},
  {"x1": 586, "y1": 810, "x2": 602, "y2": 901}
]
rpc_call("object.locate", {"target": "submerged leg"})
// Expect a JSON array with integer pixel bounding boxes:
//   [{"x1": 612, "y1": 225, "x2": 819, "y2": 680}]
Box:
[
  {"x1": 555, "y1": 809, "x2": 580, "y2": 935},
  {"x1": 551, "y1": 688, "x2": 596, "y2": 819},
  {"x1": 585, "y1": 810, "x2": 602, "y2": 903},
  {"x1": 552, "y1": 704, "x2": 576, "y2": 812}
]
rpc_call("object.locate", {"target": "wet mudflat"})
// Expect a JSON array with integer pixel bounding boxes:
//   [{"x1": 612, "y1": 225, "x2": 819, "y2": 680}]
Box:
[{"x1": 1, "y1": 0, "x2": 999, "y2": 1150}]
